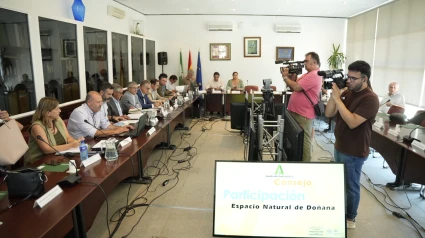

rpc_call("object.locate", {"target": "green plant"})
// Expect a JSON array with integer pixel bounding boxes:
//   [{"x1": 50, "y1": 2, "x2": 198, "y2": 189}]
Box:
[{"x1": 327, "y1": 44, "x2": 346, "y2": 69}]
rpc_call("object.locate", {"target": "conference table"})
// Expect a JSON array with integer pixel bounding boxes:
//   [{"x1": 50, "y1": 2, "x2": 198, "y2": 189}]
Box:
[
  {"x1": 205, "y1": 91, "x2": 284, "y2": 115},
  {"x1": 0, "y1": 97, "x2": 196, "y2": 238},
  {"x1": 370, "y1": 113, "x2": 425, "y2": 187}
]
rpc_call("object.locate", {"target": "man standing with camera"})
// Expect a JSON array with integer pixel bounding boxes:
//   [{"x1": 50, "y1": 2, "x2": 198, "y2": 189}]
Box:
[
  {"x1": 281, "y1": 52, "x2": 322, "y2": 162},
  {"x1": 325, "y1": 60, "x2": 379, "y2": 229}
]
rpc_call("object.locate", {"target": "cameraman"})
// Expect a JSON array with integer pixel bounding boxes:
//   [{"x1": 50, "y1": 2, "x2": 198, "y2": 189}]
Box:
[
  {"x1": 325, "y1": 60, "x2": 379, "y2": 229},
  {"x1": 281, "y1": 52, "x2": 322, "y2": 162}
]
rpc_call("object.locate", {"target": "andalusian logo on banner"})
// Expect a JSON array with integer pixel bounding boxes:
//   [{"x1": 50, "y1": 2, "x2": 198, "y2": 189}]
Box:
[{"x1": 275, "y1": 165, "x2": 284, "y2": 175}]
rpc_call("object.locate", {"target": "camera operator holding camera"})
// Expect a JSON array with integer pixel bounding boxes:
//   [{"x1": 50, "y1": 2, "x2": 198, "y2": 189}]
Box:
[
  {"x1": 281, "y1": 52, "x2": 322, "y2": 162},
  {"x1": 325, "y1": 60, "x2": 379, "y2": 229}
]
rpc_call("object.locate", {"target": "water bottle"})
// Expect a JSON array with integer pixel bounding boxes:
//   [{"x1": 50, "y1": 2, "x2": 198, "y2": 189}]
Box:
[{"x1": 79, "y1": 140, "x2": 89, "y2": 161}]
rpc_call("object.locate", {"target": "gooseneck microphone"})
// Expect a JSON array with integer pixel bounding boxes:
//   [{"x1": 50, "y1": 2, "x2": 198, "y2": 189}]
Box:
[
  {"x1": 126, "y1": 100, "x2": 144, "y2": 113},
  {"x1": 403, "y1": 127, "x2": 421, "y2": 144},
  {"x1": 380, "y1": 99, "x2": 390, "y2": 107},
  {"x1": 84, "y1": 119, "x2": 109, "y2": 138},
  {"x1": 36, "y1": 135, "x2": 81, "y2": 187}
]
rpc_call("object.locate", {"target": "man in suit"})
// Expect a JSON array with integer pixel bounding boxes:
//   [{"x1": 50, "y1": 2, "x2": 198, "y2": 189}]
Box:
[
  {"x1": 107, "y1": 83, "x2": 130, "y2": 122},
  {"x1": 158, "y1": 73, "x2": 175, "y2": 97},
  {"x1": 121, "y1": 81, "x2": 141, "y2": 114},
  {"x1": 137, "y1": 80, "x2": 161, "y2": 109}
]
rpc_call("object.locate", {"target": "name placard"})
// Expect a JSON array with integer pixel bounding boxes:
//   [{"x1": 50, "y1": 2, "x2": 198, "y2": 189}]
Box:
[
  {"x1": 81, "y1": 153, "x2": 101, "y2": 168},
  {"x1": 212, "y1": 90, "x2": 222, "y2": 94},
  {"x1": 119, "y1": 137, "x2": 132, "y2": 148},
  {"x1": 231, "y1": 91, "x2": 241, "y2": 94},
  {"x1": 147, "y1": 127, "x2": 156, "y2": 136},
  {"x1": 412, "y1": 140, "x2": 425, "y2": 151},
  {"x1": 34, "y1": 185, "x2": 63, "y2": 209}
]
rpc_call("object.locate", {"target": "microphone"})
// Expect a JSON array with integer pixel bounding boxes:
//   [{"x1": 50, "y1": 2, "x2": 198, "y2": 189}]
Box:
[
  {"x1": 403, "y1": 127, "x2": 421, "y2": 144},
  {"x1": 126, "y1": 100, "x2": 144, "y2": 113},
  {"x1": 36, "y1": 135, "x2": 81, "y2": 187},
  {"x1": 84, "y1": 119, "x2": 108, "y2": 138},
  {"x1": 380, "y1": 99, "x2": 390, "y2": 107}
]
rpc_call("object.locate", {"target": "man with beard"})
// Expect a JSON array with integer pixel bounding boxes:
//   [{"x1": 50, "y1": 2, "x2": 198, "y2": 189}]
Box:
[{"x1": 325, "y1": 60, "x2": 379, "y2": 229}]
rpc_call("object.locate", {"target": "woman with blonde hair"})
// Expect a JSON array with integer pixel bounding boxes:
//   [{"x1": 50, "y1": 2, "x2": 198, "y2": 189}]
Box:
[{"x1": 24, "y1": 97, "x2": 83, "y2": 164}]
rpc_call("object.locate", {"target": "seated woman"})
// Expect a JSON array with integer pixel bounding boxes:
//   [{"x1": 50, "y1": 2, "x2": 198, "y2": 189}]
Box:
[
  {"x1": 226, "y1": 71, "x2": 244, "y2": 91},
  {"x1": 24, "y1": 97, "x2": 83, "y2": 164}
]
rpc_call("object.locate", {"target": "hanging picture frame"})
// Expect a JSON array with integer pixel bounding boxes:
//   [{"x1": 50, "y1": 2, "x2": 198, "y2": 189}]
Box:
[
  {"x1": 63, "y1": 39, "x2": 77, "y2": 58},
  {"x1": 210, "y1": 43, "x2": 231, "y2": 60},
  {"x1": 276, "y1": 47, "x2": 294, "y2": 61},
  {"x1": 244, "y1": 37, "x2": 261, "y2": 57}
]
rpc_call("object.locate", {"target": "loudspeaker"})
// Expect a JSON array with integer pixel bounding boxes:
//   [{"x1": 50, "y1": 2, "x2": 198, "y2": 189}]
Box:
[
  {"x1": 158, "y1": 52, "x2": 168, "y2": 65},
  {"x1": 231, "y1": 102, "x2": 246, "y2": 130}
]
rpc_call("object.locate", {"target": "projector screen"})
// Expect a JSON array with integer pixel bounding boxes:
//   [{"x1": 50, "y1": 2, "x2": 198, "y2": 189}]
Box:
[{"x1": 213, "y1": 161, "x2": 346, "y2": 238}]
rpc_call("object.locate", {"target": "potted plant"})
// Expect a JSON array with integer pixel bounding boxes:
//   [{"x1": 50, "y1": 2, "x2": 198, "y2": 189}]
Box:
[{"x1": 327, "y1": 44, "x2": 346, "y2": 70}]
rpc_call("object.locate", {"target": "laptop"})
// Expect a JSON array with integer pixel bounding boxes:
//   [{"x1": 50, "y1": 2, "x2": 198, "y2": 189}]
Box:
[
  {"x1": 176, "y1": 85, "x2": 188, "y2": 93},
  {"x1": 118, "y1": 113, "x2": 148, "y2": 138}
]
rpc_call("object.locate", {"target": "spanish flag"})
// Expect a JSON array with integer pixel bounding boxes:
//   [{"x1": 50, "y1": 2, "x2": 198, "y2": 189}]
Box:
[{"x1": 188, "y1": 50, "x2": 192, "y2": 73}]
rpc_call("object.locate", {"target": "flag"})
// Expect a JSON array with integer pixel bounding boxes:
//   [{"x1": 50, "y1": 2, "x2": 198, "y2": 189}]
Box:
[
  {"x1": 196, "y1": 50, "x2": 202, "y2": 90},
  {"x1": 179, "y1": 49, "x2": 184, "y2": 85},
  {"x1": 187, "y1": 50, "x2": 192, "y2": 72}
]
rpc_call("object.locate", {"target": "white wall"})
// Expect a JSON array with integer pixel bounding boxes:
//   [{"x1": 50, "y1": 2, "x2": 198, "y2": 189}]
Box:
[
  {"x1": 0, "y1": 0, "x2": 145, "y2": 33},
  {"x1": 146, "y1": 15, "x2": 347, "y2": 91}
]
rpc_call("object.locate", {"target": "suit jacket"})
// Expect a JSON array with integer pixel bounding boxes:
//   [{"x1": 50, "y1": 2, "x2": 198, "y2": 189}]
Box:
[
  {"x1": 148, "y1": 89, "x2": 166, "y2": 102},
  {"x1": 137, "y1": 89, "x2": 154, "y2": 109},
  {"x1": 107, "y1": 98, "x2": 123, "y2": 117},
  {"x1": 157, "y1": 85, "x2": 173, "y2": 97},
  {"x1": 121, "y1": 91, "x2": 141, "y2": 114}
]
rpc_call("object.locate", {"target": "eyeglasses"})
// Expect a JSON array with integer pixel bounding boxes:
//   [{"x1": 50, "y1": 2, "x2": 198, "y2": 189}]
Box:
[{"x1": 346, "y1": 75, "x2": 364, "y2": 81}]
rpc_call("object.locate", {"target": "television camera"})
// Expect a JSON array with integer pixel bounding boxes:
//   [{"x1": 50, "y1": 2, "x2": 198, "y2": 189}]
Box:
[
  {"x1": 318, "y1": 69, "x2": 346, "y2": 90},
  {"x1": 275, "y1": 60, "x2": 305, "y2": 75}
]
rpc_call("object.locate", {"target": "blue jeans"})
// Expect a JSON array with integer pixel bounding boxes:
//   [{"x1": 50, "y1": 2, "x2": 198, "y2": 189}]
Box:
[{"x1": 334, "y1": 149, "x2": 367, "y2": 220}]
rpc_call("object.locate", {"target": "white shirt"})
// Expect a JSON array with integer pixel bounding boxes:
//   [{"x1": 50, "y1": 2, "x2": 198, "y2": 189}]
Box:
[
  {"x1": 166, "y1": 80, "x2": 177, "y2": 91},
  {"x1": 379, "y1": 92, "x2": 406, "y2": 113},
  {"x1": 206, "y1": 79, "x2": 224, "y2": 90},
  {"x1": 67, "y1": 103, "x2": 110, "y2": 138}
]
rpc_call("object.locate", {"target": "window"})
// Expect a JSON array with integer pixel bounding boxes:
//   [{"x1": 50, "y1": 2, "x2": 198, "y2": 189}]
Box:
[
  {"x1": 39, "y1": 17, "x2": 80, "y2": 103},
  {"x1": 0, "y1": 8, "x2": 35, "y2": 115},
  {"x1": 131, "y1": 36, "x2": 144, "y2": 83},
  {"x1": 112, "y1": 33, "x2": 128, "y2": 87},
  {"x1": 84, "y1": 27, "x2": 108, "y2": 92},
  {"x1": 146, "y1": 39, "x2": 156, "y2": 80}
]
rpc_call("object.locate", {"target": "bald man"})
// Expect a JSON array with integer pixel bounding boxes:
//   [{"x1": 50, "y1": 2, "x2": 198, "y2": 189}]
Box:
[
  {"x1": 67, "y1": 91, "x2": 132, "y2": 138},
  {"x1": 379, "y1": 82, "x2": 405, "y2": 113}
]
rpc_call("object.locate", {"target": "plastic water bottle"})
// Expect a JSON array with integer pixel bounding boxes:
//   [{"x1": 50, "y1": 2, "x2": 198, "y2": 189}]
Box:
[{"x1": 79, "y1": 140, "x2": 89, "y2": 161}]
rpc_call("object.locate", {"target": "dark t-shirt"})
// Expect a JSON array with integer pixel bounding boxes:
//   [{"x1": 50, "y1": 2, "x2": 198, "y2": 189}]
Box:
[{"x1": 334, "y1": 87, "x2": 379, "y2": 158}]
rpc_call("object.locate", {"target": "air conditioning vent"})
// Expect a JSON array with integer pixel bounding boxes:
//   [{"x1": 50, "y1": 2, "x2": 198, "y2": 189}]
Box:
[
  {"x1": 275, "y1": 25, "x2": 301, "y2": 33},
  {"x1": 107, "y1": 5, "x2": 126, "y2": 19},
  {"x1": 208, "y1": 22, "x2": 233, "y2": 31}
]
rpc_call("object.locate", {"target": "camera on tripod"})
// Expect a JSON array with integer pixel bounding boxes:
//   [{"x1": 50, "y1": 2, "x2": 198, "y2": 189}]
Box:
[
  {"x1": 275, "y1": 60, "x2": 305, "y2": 75},
  {"x1": 318, "y1": 69, "x2": 346, "y2": 90}
]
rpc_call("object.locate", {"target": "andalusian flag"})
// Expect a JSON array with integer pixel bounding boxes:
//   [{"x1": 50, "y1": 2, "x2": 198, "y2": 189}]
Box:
[
  {"x1": 188, "y1": 50, "x2": 192, "y2": 73},
  {"x1": 196, "y1": 51, "x2": 202, "y2": 89},
  {"x1": 179, "y1": 49, "x2": 184, "y2": 85}
]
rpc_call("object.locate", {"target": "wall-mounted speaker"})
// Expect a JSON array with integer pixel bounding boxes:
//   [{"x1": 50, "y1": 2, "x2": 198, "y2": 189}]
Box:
[{"x1": 158, "y1": 52, "x2": 168, "y2": 65}]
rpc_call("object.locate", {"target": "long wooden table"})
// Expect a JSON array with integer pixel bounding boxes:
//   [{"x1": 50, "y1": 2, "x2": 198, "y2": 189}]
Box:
[
  {"x1": 371, "y1": 114, "x2": 425, "y2": 187},
  {"x1": 0, "y1": 98, "x2": 196, "y2": 238}
]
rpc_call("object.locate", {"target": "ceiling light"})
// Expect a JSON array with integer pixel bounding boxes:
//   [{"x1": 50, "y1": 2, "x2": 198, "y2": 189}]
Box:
[
  {"x1": 278, "y1": 9, "x2": 282, "y2": 12},
  {"x1": 186, "y1": 8, "x2": 189, "y2": 11},
  {"x1": 232, "y1": 9, "x2": 236, "y2": 11}
]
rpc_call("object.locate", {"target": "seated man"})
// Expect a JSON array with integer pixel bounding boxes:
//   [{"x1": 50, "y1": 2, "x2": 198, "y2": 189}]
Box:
[
  {"x1": 67, "y1": 91, "x2": 132, "y2": 138},
  {"x1": 206, "y1": 72, "x2": 224, "y2": 91},
  {"x1": 121, "y1": 81, "x2": 142, "y2": 114},
  {"x1": 185, "y1": 69, "x2": 198, "y2": 91},
  {"x1": 148, "y1": 79, "x2": 170, "y2": 103},
  {"x1": 137, "y1": 80, "x2": 161, "y2": 109},
  {"x1": 166, "y1": 75, "x2": 178, "y2": 93},
  {"x1": 107, "y1": 83, "x2": 130, "y2": 122},
  {"x1": 158, "y1": 73, "x2": 175, "y2": 97},
  {"x1": 379, "y1": 82, "x2": 405, "y2": 113}
]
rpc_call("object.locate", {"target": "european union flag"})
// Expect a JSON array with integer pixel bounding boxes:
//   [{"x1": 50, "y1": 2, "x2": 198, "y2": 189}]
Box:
[{"x1": 196, "y1": 51, "x2": 202, "y2": 90}]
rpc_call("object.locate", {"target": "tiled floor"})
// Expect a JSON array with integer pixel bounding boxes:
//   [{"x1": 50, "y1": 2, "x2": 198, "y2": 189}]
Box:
[{"x1": 87, "y1": 119, "x2": 425, "y2": 238}]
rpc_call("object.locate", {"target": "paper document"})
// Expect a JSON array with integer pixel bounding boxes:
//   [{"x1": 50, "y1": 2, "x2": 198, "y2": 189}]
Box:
[
  {"x1": 57, "y1": 146, "x2": 80, "y2": 154},
  {"x1": 128, "y1": 114, "x2": 142, "y2": 120}
]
